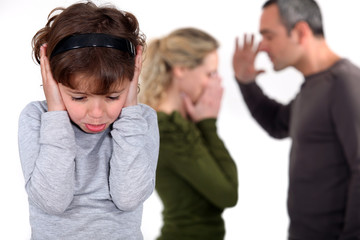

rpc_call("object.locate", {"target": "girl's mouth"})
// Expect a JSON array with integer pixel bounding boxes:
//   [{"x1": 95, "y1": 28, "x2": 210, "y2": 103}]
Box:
[{"x1": 85, "y1": 123, "x2": 106, "y2": 133}]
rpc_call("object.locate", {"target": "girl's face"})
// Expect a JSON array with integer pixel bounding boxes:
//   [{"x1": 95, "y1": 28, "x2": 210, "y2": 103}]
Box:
[
  {"x1": 178, "y1": 50, "x2": 219, "y2": 103},
  {"x1": 58, "y1": 75, "x2": 130, "y2": 133}
]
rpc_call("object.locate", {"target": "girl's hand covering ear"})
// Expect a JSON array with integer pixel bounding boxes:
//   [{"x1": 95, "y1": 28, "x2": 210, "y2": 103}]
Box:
[
  {"x1": 40, "y1": 44, "x2": 66, "y2": 111},
  {"x1": 125, "y1": 45, "x2": 143, "y2": 107}
]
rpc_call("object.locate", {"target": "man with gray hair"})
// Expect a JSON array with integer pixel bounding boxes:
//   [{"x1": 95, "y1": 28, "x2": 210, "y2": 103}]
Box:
[{"x1": 232, "y1": 0, "x2": 360, "y2": 239}]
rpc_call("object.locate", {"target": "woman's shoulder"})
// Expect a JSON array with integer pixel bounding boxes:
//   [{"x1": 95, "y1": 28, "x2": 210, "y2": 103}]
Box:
[
  {"x1": 157, "y1": 111, "x2": 192, "y2": 132},
  {"x1": 157, "y1": 111, "x2": 201, "y2": 144}
]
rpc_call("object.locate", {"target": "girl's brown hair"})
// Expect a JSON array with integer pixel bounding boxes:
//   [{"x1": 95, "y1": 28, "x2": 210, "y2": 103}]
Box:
[{"x1": 32, "y1": 1, "x2": 145, "y2": 94}]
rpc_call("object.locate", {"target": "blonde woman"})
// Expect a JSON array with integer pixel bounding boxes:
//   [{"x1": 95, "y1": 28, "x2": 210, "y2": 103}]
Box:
[{"x1": 140, "y1": 28, "x2": 238, "y2": 240}]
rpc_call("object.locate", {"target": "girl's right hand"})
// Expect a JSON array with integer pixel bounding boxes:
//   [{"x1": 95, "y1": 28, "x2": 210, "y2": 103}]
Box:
[{"x1": 40, "y1": 44, "x2": 66, "y2": 111}]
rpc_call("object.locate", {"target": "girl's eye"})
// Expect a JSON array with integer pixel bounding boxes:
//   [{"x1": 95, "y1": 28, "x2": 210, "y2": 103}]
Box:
[
  {"x1": 107, "y1": 96, "x2": 120, "y2": 100},
  {"x1": 71, "y1": 96, "x2": 86, "y2": 101}
]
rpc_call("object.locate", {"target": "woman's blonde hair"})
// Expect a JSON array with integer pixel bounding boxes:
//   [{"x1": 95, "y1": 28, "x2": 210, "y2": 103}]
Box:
[{"x1": 139, "y1": 27, "x2": 218, "y2": 109}]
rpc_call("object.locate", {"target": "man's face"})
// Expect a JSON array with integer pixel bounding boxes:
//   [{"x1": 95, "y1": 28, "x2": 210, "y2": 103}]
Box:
[{"x1": 259, "y1": 4, "x2": 302, "y2": 71}]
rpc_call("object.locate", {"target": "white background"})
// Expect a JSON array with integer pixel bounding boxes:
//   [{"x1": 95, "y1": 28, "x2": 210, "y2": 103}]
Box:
[{"x1": 1, "y1": 0, "x2": 360, "y2": 239}]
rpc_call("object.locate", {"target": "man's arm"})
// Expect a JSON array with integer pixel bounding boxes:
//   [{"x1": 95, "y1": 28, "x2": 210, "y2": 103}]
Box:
[
  {"x1": 237, "y1": 81, "x2": 291, "y2": 139},
  {"x1": 232, "y1": 35, "x2": 291, "y2": 139},
  {"x1": 331, "y1": 69, "x2": 360, "y2": 239}
]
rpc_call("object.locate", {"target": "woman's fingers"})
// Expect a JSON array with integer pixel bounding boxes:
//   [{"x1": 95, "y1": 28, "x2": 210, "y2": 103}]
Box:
[{"x1": 184, "y1": 75, "x2": 223, "y2": 122}]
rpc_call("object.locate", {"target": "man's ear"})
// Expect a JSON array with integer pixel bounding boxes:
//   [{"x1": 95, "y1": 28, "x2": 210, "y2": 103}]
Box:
[{"x1": 292, "y1": 21, "x2": 311, "y2": 44}]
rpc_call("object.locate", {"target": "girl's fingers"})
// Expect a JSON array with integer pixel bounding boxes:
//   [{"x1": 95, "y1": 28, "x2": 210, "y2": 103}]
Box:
[
  {"x1": 132, "y1": 45, "x2": 143, "y2": 83},
  {"x1": 125, "y1": 45, "x2": 143, "y2": 107},
  {"x1": 40, "y1": 45, "x2": 48, "y2": 84},
  {"x1": 40, "y1": 44, "x2": 56, "y2": 86},
  {"x1": 40, "y1": 44, "x2": 66, "y2": 111}
]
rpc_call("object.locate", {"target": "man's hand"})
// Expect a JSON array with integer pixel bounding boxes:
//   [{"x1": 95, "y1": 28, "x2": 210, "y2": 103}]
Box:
[{"x1": 232, "y1": 34, "x2": 264, "y2": 84}]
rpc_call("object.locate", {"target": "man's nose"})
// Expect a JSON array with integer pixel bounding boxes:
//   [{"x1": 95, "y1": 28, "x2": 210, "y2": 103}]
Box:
[{"x1": 258, "y1": 40, "x2": 267, "y2": 52}]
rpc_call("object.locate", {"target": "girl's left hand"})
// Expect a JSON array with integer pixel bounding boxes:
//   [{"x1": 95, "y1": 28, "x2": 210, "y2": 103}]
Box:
[{"x1": 124, "y1": 45, "x2": 143, "y2": 107}]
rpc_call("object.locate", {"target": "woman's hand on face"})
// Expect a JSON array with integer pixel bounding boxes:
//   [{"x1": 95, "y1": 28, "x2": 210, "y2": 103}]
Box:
[
  {"x1": 124, "y1": 45, "x2": 143, "y2": 107},
  {"x1": 183, "y1": 74, "x2": 223, "y2": 122},
  {"x1": 40, "y1": 44, "x2": 66, "y2": 111}
]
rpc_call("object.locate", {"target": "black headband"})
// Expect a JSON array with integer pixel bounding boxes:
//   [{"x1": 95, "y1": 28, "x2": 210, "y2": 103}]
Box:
[{"x1": 50, "y1": 33, "x2": 136, "y2": 59}]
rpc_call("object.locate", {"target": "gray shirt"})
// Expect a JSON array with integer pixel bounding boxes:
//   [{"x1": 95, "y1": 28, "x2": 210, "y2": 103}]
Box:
[{"x1": 18, "y1": 101, "x2": 159, "y2": 240}]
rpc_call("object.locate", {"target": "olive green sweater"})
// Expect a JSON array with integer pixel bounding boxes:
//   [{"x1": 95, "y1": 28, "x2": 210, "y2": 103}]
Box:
[{"x1": 155, "y1": 111, "x2": 238, "y2": 240}]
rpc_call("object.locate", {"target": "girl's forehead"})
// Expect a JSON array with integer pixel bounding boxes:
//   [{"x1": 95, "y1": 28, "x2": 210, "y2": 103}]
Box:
[{"x1": 69, "y1": 73, "x2": 130, "y2": 94}]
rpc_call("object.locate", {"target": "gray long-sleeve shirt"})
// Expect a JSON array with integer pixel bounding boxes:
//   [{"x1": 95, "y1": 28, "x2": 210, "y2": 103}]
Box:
[
  {"x1": 238, "y1": 59, "x2": 360, "y2": 240},
  {"x1": 18, "y1": 101, "x2": 159, "y2": 240}
]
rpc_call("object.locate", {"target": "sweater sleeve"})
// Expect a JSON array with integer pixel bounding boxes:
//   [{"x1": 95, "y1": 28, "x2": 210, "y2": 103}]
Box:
[
  {"x1": 196, "y1": 118, "x2": 238, "y2": 206},
  {"x1": 331, "y1": 73, "x2": 360, "y2": 239},
  {"x1": 237, "y1": 79, "x2": 291, "y2": 139},
  {"x1": 18, "y1": 102, "x2": 76, "y2": 214},
  {"x1": 161, "y1": 116, "x2": 238, "y2": 209},
  {"x1": 109, "y1": 104, "x2": 159, "y2": 211}
]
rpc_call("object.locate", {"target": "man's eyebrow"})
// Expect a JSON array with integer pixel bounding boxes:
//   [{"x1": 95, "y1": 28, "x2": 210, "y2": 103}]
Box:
[{"x1": 260, "y1": 29, "x2": 275, "y2": 35}]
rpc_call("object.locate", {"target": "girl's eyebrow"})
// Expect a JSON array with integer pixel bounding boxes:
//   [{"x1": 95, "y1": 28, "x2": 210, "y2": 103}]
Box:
[
  {"x1": 67, "y1": 89, "x2": 87, "y2": 95},
  {"x1": 109, "y1": 88, "x2": 126, "y2": 94},
  {"x1": 67, "y1": 87, "x2": 127, "y2": 95}
]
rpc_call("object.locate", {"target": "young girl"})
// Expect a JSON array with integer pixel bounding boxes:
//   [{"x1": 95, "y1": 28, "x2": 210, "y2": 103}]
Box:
[
  {"x1": 140, "y1": 28, "x2": 238, "y2": 240},
  {"x1": 18, "y1": 2, "x2": 159, "y2": 239}
]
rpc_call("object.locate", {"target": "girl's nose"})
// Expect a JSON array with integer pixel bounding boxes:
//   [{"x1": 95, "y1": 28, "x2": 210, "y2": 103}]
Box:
[{"x1": 88, "y1": 100, "x2": 104, "y2": 118}]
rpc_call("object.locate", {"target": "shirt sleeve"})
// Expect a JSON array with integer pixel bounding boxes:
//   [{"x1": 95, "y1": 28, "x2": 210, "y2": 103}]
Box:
[
  {"x1": 162, "y1": 117, "x2": 238, "y2": 209},
  {"x1": 331, "y1": 75, "x2": 360, "y2": 239},
  {"x1": 18, "y1": 102, "x2": 76, "y2": 214},
  {"x1": 109, "y1": 104, "x2": 159, "y2": 211},
  {"x1": 237, "y1": 79, "x2": 291, "y2": 139}
]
